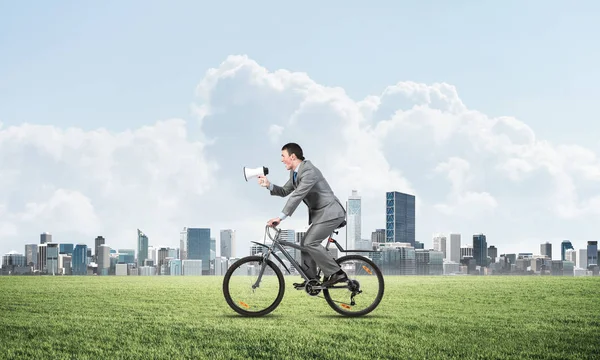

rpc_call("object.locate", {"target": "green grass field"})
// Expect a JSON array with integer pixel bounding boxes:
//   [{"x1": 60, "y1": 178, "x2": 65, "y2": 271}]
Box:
[{"x1": 1, "y1": 275, "x2": 599, "y2": 359}]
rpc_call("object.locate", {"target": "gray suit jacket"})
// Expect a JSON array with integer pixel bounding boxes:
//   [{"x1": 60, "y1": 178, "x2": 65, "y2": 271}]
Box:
[{"x1": 270, "y1": 160, "x2": 346, "y2": 225}]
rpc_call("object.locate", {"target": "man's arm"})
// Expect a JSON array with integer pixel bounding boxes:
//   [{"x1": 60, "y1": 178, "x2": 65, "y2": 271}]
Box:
[
  {"x1": 269, "y1": 178, "x2": 294, "y2": 198},
  {"x1": 280, "y1": 167, "x2": 317, "y2": 218}
]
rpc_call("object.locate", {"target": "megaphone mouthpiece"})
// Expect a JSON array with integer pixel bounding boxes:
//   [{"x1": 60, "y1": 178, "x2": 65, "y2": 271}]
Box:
[{"x1": 244, "y1": 166, "x2": 269, "y2": 181}]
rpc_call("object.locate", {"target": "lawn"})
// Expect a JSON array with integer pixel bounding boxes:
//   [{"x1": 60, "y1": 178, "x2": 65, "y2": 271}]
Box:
[{"x1": 1, "y1": 275, "x2": 598, "y2": 359}]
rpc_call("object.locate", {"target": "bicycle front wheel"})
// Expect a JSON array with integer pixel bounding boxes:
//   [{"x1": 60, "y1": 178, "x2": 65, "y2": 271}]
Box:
[
  {"x1": 222, "y1": 255, "x2": 285, "y2": 317},
  {"x1": 323, "y1": 255, "x2": 385, "y2": 317}
]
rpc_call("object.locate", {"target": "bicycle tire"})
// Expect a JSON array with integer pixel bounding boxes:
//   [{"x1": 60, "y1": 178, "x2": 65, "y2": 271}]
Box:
[
  {"x1": 323, "y1": 254, "x2": 385, "y2": 317},
  {"x1": 222, "y1": 255, "x2": 285, "y2": 317}
]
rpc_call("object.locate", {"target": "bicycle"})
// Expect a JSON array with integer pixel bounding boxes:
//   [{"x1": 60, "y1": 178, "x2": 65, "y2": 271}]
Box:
[{"x1": 222, "y1": 220, "x2": 385, "y2": 317}]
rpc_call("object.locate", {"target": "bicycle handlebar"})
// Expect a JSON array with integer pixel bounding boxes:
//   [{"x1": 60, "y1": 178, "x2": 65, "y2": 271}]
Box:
[{"x1": 264, "y1": 224, "x2": 281, "y2": 242}]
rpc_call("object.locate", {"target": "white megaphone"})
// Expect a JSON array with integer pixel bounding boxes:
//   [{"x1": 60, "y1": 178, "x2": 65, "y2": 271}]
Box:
[{"x1": 243, "y1": 166, "x2": 269, "y2": 181}]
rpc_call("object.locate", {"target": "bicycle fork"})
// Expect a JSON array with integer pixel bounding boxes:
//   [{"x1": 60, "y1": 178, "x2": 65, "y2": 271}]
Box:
[{"x1": 251, "y1": 247, "x2": 274, "y2": 290}]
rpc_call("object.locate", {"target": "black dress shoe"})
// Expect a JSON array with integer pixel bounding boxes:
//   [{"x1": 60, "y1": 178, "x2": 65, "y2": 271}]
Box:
[{"x1": 322, "y1": 271, "x2": 348, "y2": 287}]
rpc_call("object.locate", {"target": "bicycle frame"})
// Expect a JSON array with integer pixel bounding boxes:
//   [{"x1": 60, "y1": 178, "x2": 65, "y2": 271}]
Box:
[{"x1": 250, "y1": 225, "x2": 373, "y2": 288}]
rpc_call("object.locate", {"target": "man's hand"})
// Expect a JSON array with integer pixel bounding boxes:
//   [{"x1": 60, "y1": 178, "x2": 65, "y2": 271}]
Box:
[
  {"x1": 258, "y1": 175, "x2": 270, "y2": 188},
  {"x1": 267, "y1": 217, "x2": 281, "y2": 227}
]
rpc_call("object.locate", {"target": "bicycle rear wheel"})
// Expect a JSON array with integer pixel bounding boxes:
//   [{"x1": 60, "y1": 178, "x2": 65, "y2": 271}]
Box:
[
  {"x1": 323, "y1": 255, "x2": 384, "y2": 317},
  {"x1": 223, "y1": 255, "x2": 285, "y2": 317}
]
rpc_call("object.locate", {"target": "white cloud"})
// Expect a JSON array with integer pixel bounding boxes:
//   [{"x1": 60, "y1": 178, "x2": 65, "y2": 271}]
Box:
[
  {"x1": 2, "y1": 55, "x2": 600, "y2": 259},
  {"x1": 0, "y1": 119, "x2": 219, "y2": 253},
  {"x1": 432, "y1": 157, "x2": 498, "y2": 218}
]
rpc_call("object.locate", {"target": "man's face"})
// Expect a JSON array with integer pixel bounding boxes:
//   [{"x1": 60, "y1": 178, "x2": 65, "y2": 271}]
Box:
[{"x1": 281, "y1": 149, "x2": 294, "y2": 170}]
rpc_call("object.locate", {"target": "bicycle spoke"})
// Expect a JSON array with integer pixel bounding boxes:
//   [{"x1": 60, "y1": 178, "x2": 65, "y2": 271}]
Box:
[
  {"x1": 223, "y1": 256, "x2": 285, "y2": 316},
  {"x1": 322, "y1": 255, "x2": 384, "y2": 316}
]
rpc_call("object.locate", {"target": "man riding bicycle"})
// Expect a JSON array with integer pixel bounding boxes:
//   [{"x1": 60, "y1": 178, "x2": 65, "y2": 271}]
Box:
[{"x1": 257, "y1": 142, "x2": 349, "y2": 288}]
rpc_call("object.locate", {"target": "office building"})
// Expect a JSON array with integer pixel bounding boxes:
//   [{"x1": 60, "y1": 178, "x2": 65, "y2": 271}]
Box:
[
  {"x1": 346, "y1": 190, "x2": 361, "y2": 252},
  {"x1": 433, "y1": 234, "x2": 446, "y2": 258},
  {"x1": 565, "y1": 249, "x2": 577, "y2": 265},
  {"x1": 447, "y1": 234, "x2": 461, "y2": 263},
  {"x1": 37, "y1": 244, "x2": 47, "y2": 272},
  {"x1": 577, "y1": 249, "x2": 587, "y2": 270},
  {"x1": 588, "y1": 241, "x2": 598, "y2": 266},
  {"x1": 72, "y1": 244, "x2": 88, "y2": 275},
  {"x1": 561, "y1": 240, "x2": 574, "y2": 261},
  {"x1": 117, "y1": 249, "x2": 135, "y2": 264},
  {"x1": 95, "y1": 236, "x2": 105, "y2": 263},
  {"x1": 473, "y1": 234, "x2": 487, "y2": 267},
  {"x1": 385, "y1": 191, "x2": 416, "y2": 246},
  {"x1": 40, "y1": 232, "x2": 52, "y2": 244},
  {"x1": 2, "y1": 251, "x2": 26, "y2": 269},
  {"x1": 488, "y1": 246, "x2": 498, "y2": 263},
  {"x1": 220, "y1": 229, "x2": 236, "y2": 259},
  {"x1": 46, "y1": 243, "x2": 59, "y2": 275},
  {"x1": 180, "y1": 227, "x2": 188, "y2": 260},
  {"x1": 170, "y1": 259, "x2": 182, "y2": 276},
  {"x1": 183, "y1": 259, "x2": 203, "y2": 276},
  {"x1": 59, "y1": 244, "x2": 74, "y2": 255},
  {"x1": 137, "y1": 230, "x2": 149, "y2": 267},
  {"x1": 97, "y1": 244, "x2": 110, "y2": 275},
  {"x1": 541, "y1": 242, "x2": 552, "y2": 259},
  {"x1": 187, "y1": 228, "x2": 211, "y2": 275},
  {"x1": 371, "y1": 229, "x2": 385, "y2": 243},
  {"x1": 25, "y1": 244, "x2": 38, "y2": 269}
]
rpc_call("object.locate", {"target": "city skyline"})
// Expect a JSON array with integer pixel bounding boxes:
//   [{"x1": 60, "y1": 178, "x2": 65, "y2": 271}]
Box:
[
  {"x1": 4, "y1": 226, "x2": 597, "y2": 276},
  {"x1": 4, "y1": 189, "x2": 598, "y2": 275},
  {"x1": 2, "y1": 2, "x2": 600, "y2": 261},
  {"x1": 1, "y1": 189, "x2": 598, "y2": 264},
  {"x1": 2, "y1": 186, "x2": 597, "y2": 268}
]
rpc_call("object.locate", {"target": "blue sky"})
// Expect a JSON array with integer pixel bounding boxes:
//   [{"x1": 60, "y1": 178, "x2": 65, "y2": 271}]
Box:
[
  {"x1": 1, "y1": 1, "x2": 599, "y2": 262},
  {"x1": 2, "y1": 1, "x2": 598, "y2": 143}
]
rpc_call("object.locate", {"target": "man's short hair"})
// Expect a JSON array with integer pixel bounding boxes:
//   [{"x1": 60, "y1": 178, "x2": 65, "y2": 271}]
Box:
[{"x1": 281, "y1": 143, "x2": 305, "y2": 160}]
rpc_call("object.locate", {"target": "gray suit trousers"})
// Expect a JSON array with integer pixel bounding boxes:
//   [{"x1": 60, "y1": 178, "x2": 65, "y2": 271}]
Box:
[{"x1": 299, "y1": 215, "x2": 346, "y2": 278}]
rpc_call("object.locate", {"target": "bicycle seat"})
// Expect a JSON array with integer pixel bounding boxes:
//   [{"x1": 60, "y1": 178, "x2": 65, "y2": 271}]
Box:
[{"x1": 336, "y1": 220, "x2": 346, "y2": 229}]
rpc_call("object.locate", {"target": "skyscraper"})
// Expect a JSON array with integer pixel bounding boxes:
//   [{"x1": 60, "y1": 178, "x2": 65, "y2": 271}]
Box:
[
  {"x1": 180, "y1": 227, "x2": 187, "y2": 260},
  {"x1": 2, "y1": 251, "x2": 26, "y2": 271},
  {"x1": 541, "y1": 242, "x2": 552, "y2": 260},
  {"x1": 448, "y1": 233, "x2": 461, "y2": 263},
  {"x1": 157, "y1": 247, "x2": 169, "y2": 270},
  {"x1": 473, "y1": 233, "x2": 487, "y2": 267},
  {"x1": 59, "y1": 244, "x2": 74, "y2": 255},
  {"x1": 577, "y1": 248, "x2": 588, "y2": 270},
  {"x1": 37, "y1": 244, "x2": 47, "y2": 272},
  {"x1": 40, "y1": 232, "x2": 52, "y2": 244},
  {"x1": 46, "y1": 243, "x2": 59, "y2": 275},
  {"x1": 210, "y1": 238, "x2": 216, "y2": 263},
  {"x1": 72, "y1": 244, "x2": 88, "y2": 275},
  {"x1": 137, "y1": 230, "x2": 149, "y2": 267},
  {"x1": 187, "y1": 228, "x2": 211, "y2": 275},
  {"x1": 220, "y1": 229, "x2": 236, "y2": 258},
  {"x1": 371, "y1": 229, "x2": 385, "y2": 243},
  {"x1": 433, "y1": 234, "x2": 447, "y2": 258},
  {"x1": 97, "y1": 244, "x2": 110, "y2": 276},
  {"x1": 385, "y1": 191, "x2": 415, "y2": 246},
  {"x1": 25, "y1": 244, "x2": 38, "y2": 268},
  {"x1": 561, "y1": 240, "x2": 574, "y2": 261},
  {"x1": 346, "y1": 190, "x2": 361, "y2": 251},
  {"x1": 488, "y1": 246, "x2": 498, "y2": 263},
  {"x1": 588, "y1": 241, "x2": 598, "y2": 266},
  {"x1": 565, "y1": 249, "x2": 577, "y2": 265},
  {"x1": 95, "y1": 236, "x2": 105, "y2": 263}
]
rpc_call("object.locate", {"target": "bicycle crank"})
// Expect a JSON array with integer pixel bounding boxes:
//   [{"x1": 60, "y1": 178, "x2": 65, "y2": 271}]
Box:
[{"x1": 316, "y1": 289, "x2": 361, "y2": 307}]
